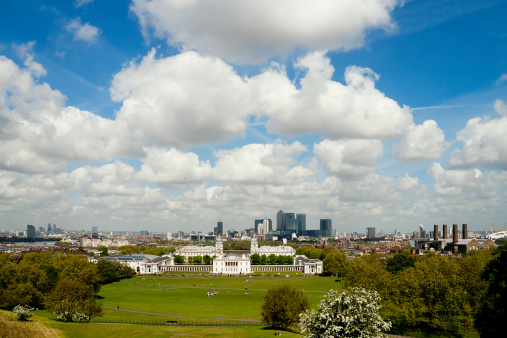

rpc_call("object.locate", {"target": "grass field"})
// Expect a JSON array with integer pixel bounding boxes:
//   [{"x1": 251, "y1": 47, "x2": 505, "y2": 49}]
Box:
[{"x1": 23, "y1": 275, "x2": 341, "y2": 337}]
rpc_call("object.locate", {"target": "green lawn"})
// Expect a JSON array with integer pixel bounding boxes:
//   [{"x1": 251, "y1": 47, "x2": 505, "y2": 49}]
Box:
[
  {"x1": 96, "y1": 275, "x2": 340, "y2": 320},
  {"x1": 33, "y1": 275, "x2": 341, "y2": 337}
]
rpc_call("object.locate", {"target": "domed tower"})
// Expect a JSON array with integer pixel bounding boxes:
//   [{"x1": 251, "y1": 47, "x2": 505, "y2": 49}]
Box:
[
  {"x1": 215, "y1": 238, "x2": 224, "y2": 255},
  {"x1": 250, "y1": 237, "x2": 258, "y2": 254}
]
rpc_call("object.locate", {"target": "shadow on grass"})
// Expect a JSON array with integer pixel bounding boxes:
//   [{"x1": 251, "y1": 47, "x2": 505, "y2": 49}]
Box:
[{"x1": 260, "y1": 325, "x2": 300, "y2": 335}]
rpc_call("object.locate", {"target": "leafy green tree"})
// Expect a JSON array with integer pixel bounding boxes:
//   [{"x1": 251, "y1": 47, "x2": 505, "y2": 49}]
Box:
[
  {"x1": 260, "y1": 254, "x2": 267, "y2": 265},
  {"x1": 268, "y1": 254, "x2": 277, "y2": 265},
  {"x1": 98, "y1": 246, "x2": 109, "y2": 257},
  {"x1": 319, "y1": 246, "x2": 337, "y2": 260},
  {"x1": 323, "y1": 250, "x2": 348, "y2": 277},
  {"x1": 261, "y1": 284, "x2": 309, "y2": 329},
  {"x1": 250, "y1": 253, "x2": 261, "y2": 265},
  {"x1": 475, "y1": 242, "x2": 507, "y2": 337},
  {"x1": 44, "y1": 278, "x2": 103, "y2": 322},
  {"x1": 203, "y1": 255, "x2": 212, "y2": 265},
  {"x1": 297, "y1": 246, "x2": 321, "y2": 259},
  {"x1": 299, "y1": 287, "x2": 391, "y2": 337},
  {"x1": 193, "y1": 256, "x2": 202, "y2": 264},
  {"x1": 385, "y1": 251, "x2": 415, "y2": 274},
  {"x1": 174, "y1": 255, "x2": 184, "y2": 264}
]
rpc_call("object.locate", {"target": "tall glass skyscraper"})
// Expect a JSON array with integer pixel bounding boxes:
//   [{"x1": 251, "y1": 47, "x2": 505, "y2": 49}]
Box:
[
  {"x1": 296, "y1": 214, "x2": 306, "y2": 235},
  {"x1": 320, "y1": 219, "x2": 332, "y2": 237},
  {"x1": 285, "y1": 213, "x2": 296, "y2": 231},
  {"x1": 276, "y1": 210, "x2": 285, "y2": 231}
]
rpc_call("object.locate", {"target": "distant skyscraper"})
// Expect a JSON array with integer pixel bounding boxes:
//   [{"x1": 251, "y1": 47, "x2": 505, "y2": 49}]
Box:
[
  {"x1": 285, "y1": 213, "x2": 296, "y2": 231},
  {"x1": 47, "y1": 223, "x2": 51, "y2": 233},
  {"x1": 296, "y1": 214, "x2": 306, "y2": 235},
  {"x1": 367, "y1": 227, "x2": 376, "y2": 239},
  {"x1": 27, "y1": 224, "x2": 35, "y2": 241},
  {"x1": 216, "y1": 221, "x2": 223, "y2": 236},
  {"x1": 320, "y1": 219, "x2": 332, "y2": 237},
  {"x1": 254, "y1": 219, "x2": 263, "y2": 234},
  {"x1": 276, "y1": 210, "x2": 286, "y2": 231},
  {"x1": 52, "y1": 224, "x2": 56, "y2": 233},
  {"x1": 92, "y1": 226, "x2": 98, "y2": 233}
]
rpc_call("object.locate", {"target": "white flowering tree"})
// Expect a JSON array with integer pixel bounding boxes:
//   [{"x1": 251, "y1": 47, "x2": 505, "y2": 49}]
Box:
[{"x1": 299, "y1": 287, "x2": 391, "y2": 338}]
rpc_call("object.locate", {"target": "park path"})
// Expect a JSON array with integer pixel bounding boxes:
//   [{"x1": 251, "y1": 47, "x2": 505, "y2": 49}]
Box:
[{"x1": 103, "y1": 306, "x2": 262, "y2": 322}]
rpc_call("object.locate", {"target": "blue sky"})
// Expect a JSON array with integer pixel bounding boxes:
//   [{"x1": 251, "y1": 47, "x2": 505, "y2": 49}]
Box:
[{"x1": 1, "y1": 0, "x2": 506, "y2": 234}]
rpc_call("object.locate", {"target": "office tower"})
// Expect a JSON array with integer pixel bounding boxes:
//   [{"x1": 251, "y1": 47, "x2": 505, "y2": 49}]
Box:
[
  {"x1": 47, "y1": 223, "x2": 52, "y2": 233},
  {"x1": 296, "y1": 214, "x2": 306, "y2": 235},
  {"x1": 367, "y1": 227, "x2": 375, "y2": 239},
  {"x1": 320, "y1": 219, "x2": 332, "y2": 237},
  {"x1": 27, "y1": 225, "x2": 36, "y2": 240},
  {"x1": 254, "y1": 219, "x2": 263, "y2": 234},
  {"x1": 285, "y1": 213, "x2": 296, "y2": 231},
  {"x1": 276, "y1": 210, "x2": 286, "y2": 231},
  {"x1": 216, "y1": 221, "x2": 223, "y2": 236},
  {"x1": 92, "y1": 226, "x2": 98, "y2": 233},
  {"x1": 167, "y1": 232, "x2": 172, "y2": 240},
  {"x1": 52, "y1": 224, "x2": 56, "y2": 233}
]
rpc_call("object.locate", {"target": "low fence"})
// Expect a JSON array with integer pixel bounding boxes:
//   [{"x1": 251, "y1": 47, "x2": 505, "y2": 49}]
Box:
[{"x1": 90, "y1": 318, "x2": 264, "y2": 327}]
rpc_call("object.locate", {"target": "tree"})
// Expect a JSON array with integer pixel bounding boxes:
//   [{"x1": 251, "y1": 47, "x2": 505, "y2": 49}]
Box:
[
  {"x1": 174, "y1": 255, "x2": 184, "y2": 264},
  {"x1": 193, "y1": 255, "x2": 202, "y2": 264},
  {"x1": 203, "y1": 255, "x2": 212, "y2": 265},
  {"x1": 250, "y1": 253, "x2": 260, "y2": 265},
  {"x1": 299, "y1": 287, "x2": 391, "y2": 337},
  {"x1": 261, "y1": 284, "x2": 309, "y2": 329},
  {"x1": 260, "y1": 254, "x2": 267, "y2": 265},
  {"x1": 268, "y1": 254, "x2": 277, "y2": 265},
  {"x1": 98, "y1": 246, "x2": 109, "y2": 257},
  {"x1": 44, "y1": 278, "x2": 103, "y2": 322},
  {"x1": 385, "y1": 251, "x2": 415, "y2": 274},
  {"x1": 323, "y1": 250, "x2": 348, "y2": 277},
  {"x1": 475, "y1": 242, "x2": 507, "y2": 337}
]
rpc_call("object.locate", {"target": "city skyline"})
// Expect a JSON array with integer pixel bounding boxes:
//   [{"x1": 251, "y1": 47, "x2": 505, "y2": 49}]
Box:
[{"x1": 1, "y1": 1, "x2": 506, "y2": 233}]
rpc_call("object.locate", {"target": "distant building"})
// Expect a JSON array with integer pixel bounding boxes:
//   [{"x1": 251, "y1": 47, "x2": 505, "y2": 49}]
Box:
[
  {"x1": 140, "y1": 230, "x2": 149, "y2": 236},
  {"x1": 367, "y1": 227, "x2": 376, "y2": 239},
  {"x1": 175, "y1": 239, "x2": 224, "y2": 263},
  {"x1": 276, "y1": 210, "x2": 286, "y2": 231},
  {"x1": 320, "y1": 219, "x2": 333, "y2": 237},
  {"x1": 293, "y1": 255, "x2": 323, "y2": 274},
  {"x1": 255, "y1": 219, "x2": 272, "y2": 235},
  {"x1": 285, "y1": 213, "x2": 296, "y2": 231},
  {"x1": 27, "y1": 225, "x2": 35, "y2": 241},
  {"x1": 216, "y1": 221, "x2": 223, "y2": 236},
  {"x1": 213, "y1": 255, "x2": 251, "y2": 275},
  {"x1": 296, "y1": 214, "x2": 306, "y2": 235},
  {"x1": 250, "y1": 238, "x2": 295, "y2": 256},
  {"x1": 92, "y1": 226, "x2": 98, "y2": 234},
  {"x1": 167, "y1": 232, "x2": 172, "y2": 240}
]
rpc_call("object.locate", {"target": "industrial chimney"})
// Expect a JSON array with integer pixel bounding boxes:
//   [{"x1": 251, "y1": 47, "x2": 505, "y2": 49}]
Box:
[
  {"x1": 453, "y1": 224, "x2": 458, "y2": 245},
  {"x1": 462, "y1": 224, "x2": 468, "y2": 239},
  {"x1": 434, "y1": 225, "x2": 438, "y2": 241},
  {"x1": 443, "y1": 224, "x2": 448, "y2": 239}
]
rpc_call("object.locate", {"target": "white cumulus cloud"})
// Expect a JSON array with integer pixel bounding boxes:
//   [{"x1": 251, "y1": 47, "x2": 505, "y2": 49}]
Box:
[
  {"x1": 130, "y1": 0, "x2": 399, "y2": 63},
  {"x1": 449, "y1": 114, "x2": 507, "y2": 170},
  {"x1": 137, "y1": 147, "x2": 211, "y2": 188},
  {"x1": 111, "y1": 50, "x2": 252, "y2": 148},
  {"x1": 66, "y1": 18, "x2": 100, "y2": 43},
  {"x1": 394, "y1": 120, "x2": 449, "y2": 161},
  {"x1": 314, "y1": 139, "x2": 383, "y2": 178},
  {"x1": 211, "y1": 142, "x2": 314, "y2": 185},
  {"x1": 252, "y1": 51, "x2": 412, "y2": 139}
]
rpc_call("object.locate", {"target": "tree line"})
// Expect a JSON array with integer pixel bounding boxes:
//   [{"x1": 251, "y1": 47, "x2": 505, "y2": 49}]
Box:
[
  {"x1": 304, "y1": 242, "x2": 506, "y2": 337},
  {"x1": 0, "y1": 250, "x2": 135, "y2": 322}
]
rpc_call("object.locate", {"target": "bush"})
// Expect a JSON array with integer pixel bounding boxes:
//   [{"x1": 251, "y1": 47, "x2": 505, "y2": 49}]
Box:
[
  {"x1": 261, "y1": 284, "x2": 309, "y2": 329},
  {"x1": 12, "y1": 304, "x2": 34, "y2": 321},
  {"x1": 299, "y1": 287, "x2": 391, "y2": 337}
]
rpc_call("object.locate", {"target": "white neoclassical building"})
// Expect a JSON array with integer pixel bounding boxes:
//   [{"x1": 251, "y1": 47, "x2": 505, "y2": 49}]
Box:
[
  {"x1": 213, "y1": 255, "x2": 251, "y2": 275},
  {"x1": 250, "y1": 238, "x2": 296, "y2": 256},
  {"x1": 175, "y1": 239, "x2": 223, "y2": 263}
]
